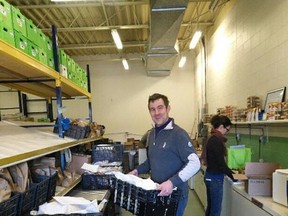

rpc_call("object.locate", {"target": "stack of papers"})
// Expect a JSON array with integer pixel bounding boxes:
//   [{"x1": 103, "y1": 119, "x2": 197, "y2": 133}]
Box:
[{"x1": 35, "y1": 196, "x2": 100, "y2": 215}]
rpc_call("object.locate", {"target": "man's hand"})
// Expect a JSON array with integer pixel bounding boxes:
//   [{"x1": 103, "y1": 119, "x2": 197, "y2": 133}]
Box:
[
  {"x1": 157, "y1": 180, "x2": 174, "y2": 196},
  {"x1": 128, "y1": 169, "x2": 138, "y2": 176}
]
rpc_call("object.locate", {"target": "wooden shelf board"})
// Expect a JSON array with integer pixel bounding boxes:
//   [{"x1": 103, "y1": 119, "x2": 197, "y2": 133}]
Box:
[
  {"x1": 0, "y1": 121, "x2": 99, "y2": 168},
  {"x1": 55, "y1": 175, "x2": 81, "y2": 196},
  {"x1": 232, "y1": 119, "x2": 288, "y2": 125},
  {"x1": 0, "y1": 40, "x2": 91, "y2": 98}
]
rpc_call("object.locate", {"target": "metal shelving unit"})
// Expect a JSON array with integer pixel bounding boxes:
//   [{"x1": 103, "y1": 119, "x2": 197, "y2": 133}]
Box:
[
  {"x1": 0, "y1": 37, "x2": 94, "y2": 195},
  {"x1": 0, "y1": 40, "x2": 91, "y2": 99}
]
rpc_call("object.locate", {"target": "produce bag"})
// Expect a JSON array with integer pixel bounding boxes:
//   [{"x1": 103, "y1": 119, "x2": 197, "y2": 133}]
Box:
[{"x1": 227, "y1": 147, "x2": 251, "y2": 169}]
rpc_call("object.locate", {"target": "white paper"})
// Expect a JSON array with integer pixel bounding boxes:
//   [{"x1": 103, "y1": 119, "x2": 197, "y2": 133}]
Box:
[
  {"x1": 53, "y1": 196, "x2": 91, "y2": 205},
  {"x1": 36, "y1": 197, "x2": 99, "y2": 214},
  {"x1": 81, "y1": 163, "x2": 99, "y2": 173},
  {"x1": 114, "y1": 171, "x2": 158, "y2": 190}
]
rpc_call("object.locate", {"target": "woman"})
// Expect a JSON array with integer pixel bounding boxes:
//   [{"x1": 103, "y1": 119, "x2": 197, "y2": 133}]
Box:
[{"x1": 203, "y1": 115, "x2": 236, "y2": 216}]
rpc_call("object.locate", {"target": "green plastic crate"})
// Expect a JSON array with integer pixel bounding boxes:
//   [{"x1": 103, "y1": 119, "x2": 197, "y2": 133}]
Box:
[
  {"x1": 0, "y1": 23, "x2": 15, "y2": 46},
  {"x1": 14, "y1": 30, "x2": 28, "y2": 54},
  {"x1": 26, "y1": 18, "x2": 38, "y2": 43},
  {"x1": 11, "y1": 6, "x2": 26, "y2": 36},
  {"x1": 39, "y1": 48, "x2": 48, "y2": 65},
  {"x1": 37, "y1": 29, "x2": 47, "y2": 49},
  {"x1": 0, "y1": 0, "x2": 13, "y2": 28},
  {"x1": 59, "y1": 49, "x2": 67, "y2": 67},
  {"x1": 27, "y1": 40, "x2": 39, "y2": 60},
  {"x1": 46, "y1": 36, "x2": 53, "y2": 55},
  {"x1": 66, "y1": 55, "x2": 72, "y2": 74},
  {"x1": 47, "y1": 54, "x2": 55, "y2": 69}
]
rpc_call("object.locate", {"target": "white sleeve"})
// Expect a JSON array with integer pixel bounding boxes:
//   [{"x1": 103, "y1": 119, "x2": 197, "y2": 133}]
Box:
[{"x1": 178, "y1": 153, "x2": 201, "y2": 182}]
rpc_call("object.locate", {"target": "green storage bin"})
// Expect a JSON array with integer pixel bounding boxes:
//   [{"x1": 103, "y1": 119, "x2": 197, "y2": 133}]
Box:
[
  {"x1": 26, "y1": 18, "x2": 38, "y2": 43},
  {"x1": 0, "y1": 0, "x2": 13, "y2": 28},
  {"x1": 39, "y1": 48, "x2": 48, "y2": 65},
  {"x1": 14, "y1": 30, "x2": 28, "y2": 53},
  {"x1": 0, "y1": 23, "x2": 15, "y2": 46},
  {"x1": 66, "y1": 55, "x2": 72, "y2": 74},
  {"x1": 27, "y1": 40, "x2": 39, "y2": 60},
  {"x1": 227, "y1": 147, "x2": 252, "y2": 170},
  {"x1": 47, "y1": 54, "x2": 55, "y2": 69},
  {"x1": 46, "y1": 36, "x2": 53, "y2": 56},
  {"x1": 59, "y1": 49, "x2": 67, "y2": 67},
  {"x1": 37, "y1": 29, "x2": 47, "y2": 49},
  {"x1": 11, "y1": 6, "x2": 26, "y2": 36}
]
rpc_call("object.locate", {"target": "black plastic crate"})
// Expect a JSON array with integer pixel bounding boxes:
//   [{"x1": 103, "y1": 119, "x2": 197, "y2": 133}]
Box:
[
  {"x1": 31, "y1": 172, "x2": 57, "y2": 204},
  {"x1": 0, "y1": 193, "x2": 20, "y2": 216},
  {"x1": 92, "y1": 144, "x2": 123, "y2": 163},
  {"x1": 65, "y1": 125, "x2": 91, "y2": 139},
  {"x1": 34, "y1": 176, "x2": 50, "y2": 208},
  {"x1": 81, "y1": 173, "x2": 115, "y2": 190},
  {"x1": 112, "y1": 178, "x2": 181, "y2": 216},
  {"x1": 31, "y1": 213, "x2": 102, "y2": 216},
  {"x1": 19, "y1": 183, "x2": 37, "y2": 215},
  {"x1": 47, "y1": 173, "x2": 57, "y2": 201}
]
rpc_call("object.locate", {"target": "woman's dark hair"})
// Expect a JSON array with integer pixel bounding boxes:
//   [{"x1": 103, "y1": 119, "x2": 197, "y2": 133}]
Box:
[{"x1": 210, "y1": 115, "x2": 232, "y2": 129}]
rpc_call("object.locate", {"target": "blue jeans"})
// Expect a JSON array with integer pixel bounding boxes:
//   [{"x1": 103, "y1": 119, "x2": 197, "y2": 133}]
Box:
[
  {"x1": 176, "y1": 195, "x2": 188, "y2": 216},
  {"x1": 204, "y1": 172, "x2": 224, "y2": 216}
]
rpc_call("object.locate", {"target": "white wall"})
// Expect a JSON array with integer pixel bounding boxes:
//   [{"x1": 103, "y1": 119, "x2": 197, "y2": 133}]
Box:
[
  {"x1": 71, "y1": 52, "x2": 197, "y2": 141},
  {"x1": 0, "y1": 54, "x2": 196, "y2": 142},
  {"x1": 201, "y1": 0, "x2": 288, "y2": 114}
]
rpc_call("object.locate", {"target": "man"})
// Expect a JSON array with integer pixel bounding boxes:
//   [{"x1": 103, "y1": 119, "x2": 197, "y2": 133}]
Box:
[{"x1": 130, "y1": 93, "x2": 200, "y2": 216}]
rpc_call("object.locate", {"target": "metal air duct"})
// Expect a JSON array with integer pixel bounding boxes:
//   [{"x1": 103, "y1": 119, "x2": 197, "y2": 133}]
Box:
[{"x1": 146, "y1": 0, "x2": 189, "y2": 76}]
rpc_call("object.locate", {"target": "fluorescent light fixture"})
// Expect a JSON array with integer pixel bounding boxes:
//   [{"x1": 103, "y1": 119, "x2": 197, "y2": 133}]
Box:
[
  {"x1": 178, "y1": 56, "x2": 187, "y2": 68},
  {"x1": 209, "y1": 0, "x2": 220, "y2": 12},
  {"x1": 189, "y1": 31, "x2": 202, "y2": 49},
  {"x1": 122, "y1": 58, "x2": 129, "y2": 70},
  {"x1": 111, "y1": 29, "x2": 123, "y2": 49}
]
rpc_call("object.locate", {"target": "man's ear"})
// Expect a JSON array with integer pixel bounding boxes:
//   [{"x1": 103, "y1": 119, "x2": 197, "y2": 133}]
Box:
[{"x1": 167, "y1": 105, "x2": 171, "y2": 112}]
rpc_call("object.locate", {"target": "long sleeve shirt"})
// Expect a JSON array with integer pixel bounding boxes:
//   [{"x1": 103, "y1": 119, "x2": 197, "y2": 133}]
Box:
[
  {"x1": 136, "y1": 119, "x2": 200, "y2": 197},
  {"x1": 205, "y1": 130, "x2": 234, "y2": 180}
]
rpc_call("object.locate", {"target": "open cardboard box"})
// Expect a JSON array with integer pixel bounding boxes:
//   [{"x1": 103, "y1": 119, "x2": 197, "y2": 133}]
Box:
[
  {"x1": 68, "y1": 153, "x2": 92, "y2": 175},
  {"x1": 244, "y1": 162, "x2": 279, "y2": 196}
]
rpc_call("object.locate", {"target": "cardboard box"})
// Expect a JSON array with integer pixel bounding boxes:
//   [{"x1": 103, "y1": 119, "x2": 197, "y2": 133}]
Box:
[
  {"x1": 244, "y1": 162, "x2": 279, "y2": 196},
  {"x1": 69, "y1": 153, "x2": 91, "y2": 175}
]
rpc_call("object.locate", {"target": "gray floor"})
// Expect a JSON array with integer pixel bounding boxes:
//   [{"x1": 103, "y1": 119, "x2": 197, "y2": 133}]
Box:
[{"x1": 121, "y1": 189, "x2": 205, "y2": 216}]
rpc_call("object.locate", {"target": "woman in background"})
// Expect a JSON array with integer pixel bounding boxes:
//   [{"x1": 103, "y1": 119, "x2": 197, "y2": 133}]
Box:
[{"x1": 203, "y1": 115, "x2": 236, "y2": 216}]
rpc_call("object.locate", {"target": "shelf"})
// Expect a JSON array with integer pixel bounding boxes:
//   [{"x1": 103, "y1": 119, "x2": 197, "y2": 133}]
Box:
[
  {"x1": 232, "y1": 119, "x2": 288, "y2": 125},
  {"x1": 0, "y1": 121, "x2": 99, "y2": 168},
  {"x1": 0, "y1": 39, "x2": 91, "y2": 99},
  {"x1": 55, "y1": 175, "x2": 82, "y2": 196}
]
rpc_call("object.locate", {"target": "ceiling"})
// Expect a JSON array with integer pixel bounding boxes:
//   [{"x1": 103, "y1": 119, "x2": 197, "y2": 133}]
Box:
[{"x1": 6, "y1": 0, "x2": 229, "y2": 58}]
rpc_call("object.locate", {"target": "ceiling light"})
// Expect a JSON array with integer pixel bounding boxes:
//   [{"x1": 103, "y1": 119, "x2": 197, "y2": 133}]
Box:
[
  {"x1": 189, "y1": 31, "x2": 202, "y2": 49},
  {"x1": 209, "y1": 0, "x2": 220, "y2": 12},
  {"x1": 178, "y1": 56, "x2": 187, "y2": 68},
  {"x1": 111, "y1": 29, "x2": 123, "y2": 50},
  {"x1": 122, "y1": 58, "x2": 129, "y2": 70}
]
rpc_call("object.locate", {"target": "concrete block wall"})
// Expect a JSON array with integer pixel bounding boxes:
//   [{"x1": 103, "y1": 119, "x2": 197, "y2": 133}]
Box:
[{"x1": 204, "y1": 0, "x2": 288, "y2": 113}]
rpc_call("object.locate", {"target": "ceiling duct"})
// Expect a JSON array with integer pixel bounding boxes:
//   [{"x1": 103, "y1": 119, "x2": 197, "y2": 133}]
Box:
[{"x1": 146, "y1": 0, "x2": 189, "y2": 76}]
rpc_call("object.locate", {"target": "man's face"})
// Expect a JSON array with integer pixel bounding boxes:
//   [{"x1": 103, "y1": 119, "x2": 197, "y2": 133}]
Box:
[{"x1": 149, "y1": 98, "x2": 170, "y2": 126}]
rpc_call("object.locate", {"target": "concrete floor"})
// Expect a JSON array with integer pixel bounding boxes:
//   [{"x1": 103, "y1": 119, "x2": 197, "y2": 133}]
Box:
[{"x1": 121, "y1": 189, "x2": 205, "y2": 216}]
